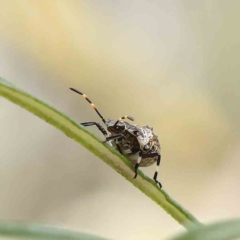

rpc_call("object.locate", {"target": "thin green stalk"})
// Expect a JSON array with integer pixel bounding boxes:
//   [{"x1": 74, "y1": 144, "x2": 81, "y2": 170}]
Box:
[
  {"x1": 171, "y1": 218, "x2": 240, "y2": 240},
  {"x1": 0, "y1": 222, "x2": 109, "y2": 239},
  {"x1": 0, "y1": 77, "x2": 201, "y2": 229}
]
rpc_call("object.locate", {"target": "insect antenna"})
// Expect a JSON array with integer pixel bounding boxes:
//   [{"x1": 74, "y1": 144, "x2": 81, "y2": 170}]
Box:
[
  {"x1": 69, "y1": 88, "x2": 106, "y2": 124},
  {"x1": 114, "y1": 116, "x2": 134, "y2": 126}
]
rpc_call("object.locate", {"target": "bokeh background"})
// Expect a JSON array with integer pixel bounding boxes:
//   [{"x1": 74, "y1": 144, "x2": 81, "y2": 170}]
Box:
[{"x1": 0, "y1": 1, "x2": 240, "y2": 240}]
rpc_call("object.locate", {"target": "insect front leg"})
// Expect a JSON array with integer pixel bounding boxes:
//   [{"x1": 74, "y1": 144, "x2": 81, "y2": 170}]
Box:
[
  {"x1": 133, "y1": 151, "x2": 143, "y2": 178},
  {"x1": 103, "y1": 134, "x2": 125, "y2": 143},
  {"x1": 81, "y1": 122, "x2": 114, "y2": 146},
  {"x1": 81, "y1": 122, "x2": 108, "y2": 137},
  {"x1": 153, "y1": 154, "x2": 162, "y2": 188},
  {"x1": 115, "y1": 141, "x2": 123, "y2": 154}
]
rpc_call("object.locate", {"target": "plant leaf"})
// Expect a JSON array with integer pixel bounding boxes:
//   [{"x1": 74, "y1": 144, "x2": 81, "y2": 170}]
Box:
[
  {"x1": 0, "y1": 222, "x2": 110, "y2": 239},
  {"x1": 171, "y1": 218, "x2": 240, "y2": 240},
  {"x1": 0, "y1": 77, "x2": 200, "y2": 229}
]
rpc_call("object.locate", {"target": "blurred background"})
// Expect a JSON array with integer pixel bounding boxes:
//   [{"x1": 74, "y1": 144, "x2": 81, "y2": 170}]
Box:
[{"x1": 0, "y1": 1, "x2": 240, "y2": 240}]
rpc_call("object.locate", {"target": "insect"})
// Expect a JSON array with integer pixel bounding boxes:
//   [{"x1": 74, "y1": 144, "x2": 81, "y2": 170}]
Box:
[{"x1": 70, "y1": 87, "x2": 162, "y2": 188}]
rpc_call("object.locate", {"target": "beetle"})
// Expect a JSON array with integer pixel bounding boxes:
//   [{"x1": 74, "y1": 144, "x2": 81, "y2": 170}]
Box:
[{"x1": 70, "y1": 87, "x2": 162, "y2": 188}]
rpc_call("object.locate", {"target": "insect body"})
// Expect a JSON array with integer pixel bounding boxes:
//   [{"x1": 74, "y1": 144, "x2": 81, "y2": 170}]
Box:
[{"x1": 70, "y1": 88, "x2": 162, "y2": 188}]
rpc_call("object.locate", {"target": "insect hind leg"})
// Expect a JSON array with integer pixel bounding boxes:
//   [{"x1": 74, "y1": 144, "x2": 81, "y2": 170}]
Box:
[
  {"x1": 134, "y1": 152, "x2": 162, "y2": 188},
  {"x1": 153, "y1": 154, "x2": 162, "y2": 188},
  {"x1": 134, "y1": 152, "x2": 158, "y2": 179}
]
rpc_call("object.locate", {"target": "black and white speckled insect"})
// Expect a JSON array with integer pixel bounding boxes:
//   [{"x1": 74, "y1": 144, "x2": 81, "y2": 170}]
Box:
[{"x1": 70, "y1": 88, "x2": 162, "y2": 188}]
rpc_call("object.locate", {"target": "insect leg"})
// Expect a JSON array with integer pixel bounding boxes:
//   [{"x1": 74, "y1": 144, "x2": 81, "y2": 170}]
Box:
[
  {"x1": 103, "y1": 134, "x2": 125, "y2": 143},
  {"x1": 81, "y1": 122, "x2": 108, "y2": 137},
  {"x1": 133, "y1": 151, "x2": 143, "y2": 178},
  {"x1": 81, "y1": 122, "x2": 114, "y2": 146},
  {"x1": 153, "y1": 155, "x2": 162, "y2": 188},
  {"x1": 116, "y1": 143, "x2": 123, "y2": 154}
]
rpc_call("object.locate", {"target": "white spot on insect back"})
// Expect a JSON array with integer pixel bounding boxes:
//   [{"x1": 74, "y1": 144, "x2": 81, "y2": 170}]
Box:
[{"x1": 137, "y1": 128, "x2": 152, "y2": 149}]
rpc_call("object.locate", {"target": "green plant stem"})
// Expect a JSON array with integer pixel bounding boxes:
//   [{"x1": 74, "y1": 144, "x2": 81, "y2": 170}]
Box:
[
  {"x1": 170, "y1": 218, "x2": 240, "y2": 240},
  {"x1": 0, "y1": 222, "x2": 109, "y2": 239},
  {"x1": 0, "y1": 77, "x2": 201, "y2": 229}
]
